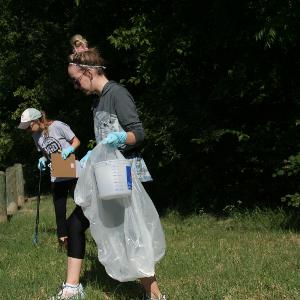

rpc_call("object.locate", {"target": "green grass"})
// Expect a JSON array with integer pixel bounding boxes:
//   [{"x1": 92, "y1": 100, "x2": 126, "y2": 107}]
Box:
[{"x1": 1, "y1": 198, "x2": 300, "y2": 299}]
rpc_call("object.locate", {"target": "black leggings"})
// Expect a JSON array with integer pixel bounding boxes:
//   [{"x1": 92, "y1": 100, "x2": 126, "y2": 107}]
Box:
[
  {"x1": 67, "y1": 205, "x2": 90, "y2": 259},
  {"x1": 52, "y1": 179, "x2": 77, "y2": 239},
  {"x1": 66, "y1": 181, "x2": 150, "y2": 259}
]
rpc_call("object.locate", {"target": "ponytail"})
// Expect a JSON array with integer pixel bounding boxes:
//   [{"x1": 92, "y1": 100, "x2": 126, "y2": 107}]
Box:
[{"x1": 39, "y1": 111, "x2": 51, "y2": 137}]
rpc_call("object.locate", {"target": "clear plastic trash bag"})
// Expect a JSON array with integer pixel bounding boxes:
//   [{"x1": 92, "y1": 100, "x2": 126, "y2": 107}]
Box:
[{"x1": 74, "y1": 143, "x2": 166, "y2": 282}]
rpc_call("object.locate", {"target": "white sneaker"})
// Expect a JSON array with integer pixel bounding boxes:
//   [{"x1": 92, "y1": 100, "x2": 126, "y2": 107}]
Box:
[{"x1": 49, "y1": 282, "x2": 85, "y2": 299}]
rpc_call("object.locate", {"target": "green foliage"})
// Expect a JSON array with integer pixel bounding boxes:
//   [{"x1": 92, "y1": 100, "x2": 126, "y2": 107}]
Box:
[
  {"x1": 12, "y1": 84, "x2": 45, "y2": 119},
  {"x1": 274, "y1": 153, "x2": 300, "y2": 177},
  {"x1": 87, "y1": 139, "x2": 96, "y2": 150},
  {"x1": 273, "y1": 153, "x2": 300, "y2": 207},
  {"x1": 281, "y1": 193, "x2": 300, "y2": 207},
  {"x1": 108, "y1": 14, "x2": 155, "y2": 85},
  {"x1": 192, "y1": 129, "x2": 250, "y2": 146},
  {"x1": 0, "y1": 123, "x2": 13, "y2": 168},
  {"x1": 1, "y1": 0, "x2": 300, "y2": 211},
  {"x1": 255, "y1": 27, "x2": 277, "y2": 49},
  {"x1": 140, "y1": 111, "x2": 180, "y2": 167}
]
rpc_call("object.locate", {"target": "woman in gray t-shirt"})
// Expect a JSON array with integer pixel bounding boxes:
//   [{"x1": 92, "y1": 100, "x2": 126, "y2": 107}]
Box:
[
  {"x1": 52, "y1": 44, "x2": 166, "y2": 300},
  {"x1": 18, "y1": 108, "x2": 80, "y2": 249}
]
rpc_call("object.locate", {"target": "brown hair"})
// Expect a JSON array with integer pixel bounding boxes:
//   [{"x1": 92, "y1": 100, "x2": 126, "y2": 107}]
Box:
[
  {"x1": 39, "y1": 111, "x2": 52, "y2": 137},
  {"x1": 69, "y1": 47, "x2": 106, "y2": 75},
  {"x1": 70, "y1": 34, "x2": 88, "y2": 51}
]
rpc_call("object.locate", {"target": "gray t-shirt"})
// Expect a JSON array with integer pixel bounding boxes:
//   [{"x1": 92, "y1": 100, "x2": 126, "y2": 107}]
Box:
[
  {"x1": 92, "y1": 81, "x2": 144, "y2": 151},
  {"x1": 32, "y1": 120, "x2": 76, "y2": 182},
  {"x1": 92, "y1": 81, "x2": 153, "y2": 182}
]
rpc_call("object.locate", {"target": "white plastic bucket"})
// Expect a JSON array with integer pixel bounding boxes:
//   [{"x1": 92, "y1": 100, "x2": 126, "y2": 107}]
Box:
[{"x1": 94, "y1": 159, "x2": 132, "y2": 200}]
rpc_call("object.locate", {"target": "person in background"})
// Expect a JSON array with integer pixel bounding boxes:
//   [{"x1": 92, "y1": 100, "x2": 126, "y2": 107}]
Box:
[
  {"x1": 18, "y1": 108, "x2": 80, "y2": 250},
  {"x1": 47, "y1": 40, "x2": 166, "y2": 300}
]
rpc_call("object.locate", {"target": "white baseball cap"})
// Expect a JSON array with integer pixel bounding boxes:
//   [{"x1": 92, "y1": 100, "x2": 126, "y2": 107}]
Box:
[{"x1": 18, "y1": 108, "x2": 42, "y2": 129}]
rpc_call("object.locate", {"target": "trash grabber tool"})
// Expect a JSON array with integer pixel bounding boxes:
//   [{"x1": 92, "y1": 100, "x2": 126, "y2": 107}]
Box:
[{"x1": 33, "y1": 167, "x2": 42, "y2": 245}]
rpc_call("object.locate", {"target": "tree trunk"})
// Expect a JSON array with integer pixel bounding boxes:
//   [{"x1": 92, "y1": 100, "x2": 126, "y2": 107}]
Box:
[
  {"x1": 6, "y1": 166, "x2": 18, "y2": 215},
  {"x1": 14, "y1": 163, "x2": 25, "y2": 208},
  {"x1": 0, "y1": 171, "x2": 7, "y2": 223}
]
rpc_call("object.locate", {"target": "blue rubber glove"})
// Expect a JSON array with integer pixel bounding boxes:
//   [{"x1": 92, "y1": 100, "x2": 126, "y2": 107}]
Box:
[
  {"x1": 80, "y1": 150, "x2": 92, "y2": 168},
  {"x1": 38, "y1": 157, "x2": 47, "y2": 171},
  {"x1": 61, "y1": 146, "x2": 75, "y2": 160},
  {"x1": 101, "y1": 131, "x2": 127, "y2": 148}
]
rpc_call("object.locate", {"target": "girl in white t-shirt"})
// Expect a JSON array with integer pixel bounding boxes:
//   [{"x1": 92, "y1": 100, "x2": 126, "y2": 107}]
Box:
[{"x1": 18, "y1": 108, "x2": 80, "y2": 250}]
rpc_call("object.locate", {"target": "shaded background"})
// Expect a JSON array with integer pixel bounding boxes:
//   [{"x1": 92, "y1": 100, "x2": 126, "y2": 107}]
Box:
[{"x1": 1, "y1": 0, "x2": 300, "y2": 213}]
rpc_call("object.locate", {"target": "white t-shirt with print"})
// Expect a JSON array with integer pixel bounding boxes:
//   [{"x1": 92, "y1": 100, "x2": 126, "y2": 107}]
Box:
[{"x1": 32, "y1": 120, "x2": 77, "y2": 182}]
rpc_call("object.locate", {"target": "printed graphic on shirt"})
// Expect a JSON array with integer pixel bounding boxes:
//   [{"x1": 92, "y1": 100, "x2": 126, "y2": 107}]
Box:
[
  {"x1": 40, "y1": 136, "x2": 62, "y2": 156},
  {"x1": 94, "y1": 111, "x2": 124, "y2": 147}
]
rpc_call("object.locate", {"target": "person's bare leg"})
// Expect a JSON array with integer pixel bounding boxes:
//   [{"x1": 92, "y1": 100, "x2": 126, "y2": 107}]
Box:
[
  {"x1": 140, "y1": 275, "x2": 162, "y2": 299},
  {"x1": 66, "y1": 257, "x2": 83, "y2": 285}
]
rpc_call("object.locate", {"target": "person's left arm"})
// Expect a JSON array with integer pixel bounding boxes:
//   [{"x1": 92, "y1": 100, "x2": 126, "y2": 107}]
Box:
[
  {"x1": 69, "y1": 136, "x2": 81, "y2": 150},
  {"x1": 113, "y1": 86, "x2": 144, "y2": 146},
  {"x1": 123, "y1": 131, "x2": 137, "y2": 145},
  {"x1": 58, "y1": 122, "x2": 81, "y2": 159}
]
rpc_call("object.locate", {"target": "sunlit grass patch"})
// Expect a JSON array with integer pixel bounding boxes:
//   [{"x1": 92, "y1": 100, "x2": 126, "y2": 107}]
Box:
[{"x1": 1, "y1": 199, "x2": 300, "y2": 299}]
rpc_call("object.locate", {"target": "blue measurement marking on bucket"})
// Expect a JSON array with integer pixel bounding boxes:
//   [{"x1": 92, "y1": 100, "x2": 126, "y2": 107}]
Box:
[{"x1": 126, "y1": 166, "x2": 132, "y2": 190}]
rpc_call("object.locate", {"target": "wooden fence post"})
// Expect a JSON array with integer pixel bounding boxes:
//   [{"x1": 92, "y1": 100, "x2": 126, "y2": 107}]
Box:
[
  {"x1": 6, "y1": 166, "x2": 18, "y2": 215},
  {"x1": 14, "y1": 163, "x2": 25, "y2": 208},
  {"x1": 0, "y1": 171, "x2": 7, "y2": 222}
]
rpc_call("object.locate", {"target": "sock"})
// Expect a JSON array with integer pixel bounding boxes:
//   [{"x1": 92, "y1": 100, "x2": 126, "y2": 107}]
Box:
[{"x1": 65, "y1": 283, "x2": 80, "y2": 288}]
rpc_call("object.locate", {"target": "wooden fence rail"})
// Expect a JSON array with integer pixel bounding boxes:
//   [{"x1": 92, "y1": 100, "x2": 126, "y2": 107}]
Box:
[
  {"x1": 15, "y1": 163, "x2": 25, "y2": 207},
  {"x1": 0, "y1": 164, "x2": 26, "y2": 223},
  {"x1": 0, "y1": 171, "x2": 6, "y2": 223}
]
